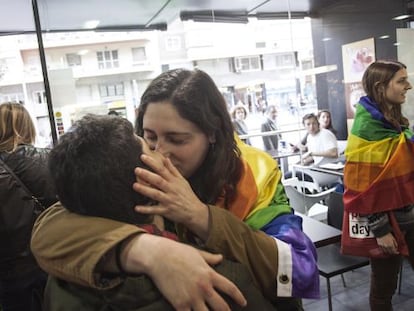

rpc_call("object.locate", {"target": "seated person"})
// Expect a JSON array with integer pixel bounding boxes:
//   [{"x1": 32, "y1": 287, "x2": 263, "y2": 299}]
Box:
[
  {"x1": 45, "y1": 114, "x2": 276, "y2": 311},
  {"x1": 293, "y1": 113, "x2": 338, "y2": 166},
  {"x1": 317, "y1": 109, "x2": 337, "y2": 137},
  {"x1": 261, "y1": 105, "x2": 282, "y2": 152},
  {"x1": 301, "y1": 113, "x2": 338, "y2": 165},
  {"x1": 286, "y1": 113, "x2": 338, "y2": 183},
  {"x1": 299, "y1": 109, "x2": 337, "y2": 146}
]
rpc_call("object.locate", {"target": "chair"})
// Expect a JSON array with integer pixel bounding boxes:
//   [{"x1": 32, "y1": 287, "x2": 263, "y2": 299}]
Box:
[
  {"x1": 337, "y1": 140, "x2": 348, "y2": 155},
  {"x1": 282, "y1": 177, "x2": 336, "y2": 221},
  {"x1": 291, "y1": 164, "x2": 341, "y2": 191},
  {"x1": 317, "y1": 191, "x2": 370, "y2": 311}
]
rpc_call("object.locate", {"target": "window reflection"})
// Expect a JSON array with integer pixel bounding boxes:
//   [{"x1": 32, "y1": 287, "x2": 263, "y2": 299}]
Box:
[{"x1": 0, "y1": 1, "x2": 412, "y2": 156}]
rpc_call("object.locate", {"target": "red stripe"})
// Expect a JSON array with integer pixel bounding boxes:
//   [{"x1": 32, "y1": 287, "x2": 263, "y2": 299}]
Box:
[{"x1": 344, "y1": 171, "x2": 414, "y2": 213}]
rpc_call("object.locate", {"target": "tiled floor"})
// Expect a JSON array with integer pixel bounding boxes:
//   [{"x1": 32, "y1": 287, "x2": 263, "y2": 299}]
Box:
[{"x1": 302, "y1": 260, "x2": 414, "y2": 310}]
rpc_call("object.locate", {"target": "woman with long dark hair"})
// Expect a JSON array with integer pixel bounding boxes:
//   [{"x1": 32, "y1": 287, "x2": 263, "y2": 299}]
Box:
[{"x1": 32, "y1": 69, "x2": 319, "y2": 310}]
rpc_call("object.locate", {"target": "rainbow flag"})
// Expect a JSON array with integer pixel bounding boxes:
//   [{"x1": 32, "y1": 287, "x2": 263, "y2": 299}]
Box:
[
  {"x1": 344, "y1": 96, "x2": 414, "y2": 214},
  {"x1": 219, "y1": 136, "x2": 319, "y2": 298}
]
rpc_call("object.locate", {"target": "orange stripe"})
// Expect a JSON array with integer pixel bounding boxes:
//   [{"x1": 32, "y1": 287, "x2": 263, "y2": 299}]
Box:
[
  {"x1": 345, "y1": 140, "x2": 414, "y2": 192},
  {"x1": 226, "y1": 159, "x2": 258, "y2": 220}
]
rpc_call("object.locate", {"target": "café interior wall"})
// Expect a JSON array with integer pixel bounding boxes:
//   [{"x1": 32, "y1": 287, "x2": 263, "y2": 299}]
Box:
[{"x1": 310, "y1": 0, "x2": 407, "y2": 140}]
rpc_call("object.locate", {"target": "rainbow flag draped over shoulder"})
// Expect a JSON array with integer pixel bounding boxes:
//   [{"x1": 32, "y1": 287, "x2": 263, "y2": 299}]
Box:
[
  {"x1": 218, "y1": 135, "x2": 319, "y2": 299},
  {"x1": 344, "y1": 96, "x2": 414, "y2": 214},
  {"x1": 222, "y1": 136, "x2": 292, "y2": 229}
]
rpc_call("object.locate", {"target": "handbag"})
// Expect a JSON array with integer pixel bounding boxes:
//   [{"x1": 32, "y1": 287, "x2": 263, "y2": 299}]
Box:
[{"x1": 341, "y1": 210, "x2": 408, "y2": 258}]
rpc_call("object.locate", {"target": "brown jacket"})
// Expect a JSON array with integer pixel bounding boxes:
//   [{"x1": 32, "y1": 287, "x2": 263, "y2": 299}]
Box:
[{"x1": 31, "y1": 202, "x2": 280, "y2": 300}]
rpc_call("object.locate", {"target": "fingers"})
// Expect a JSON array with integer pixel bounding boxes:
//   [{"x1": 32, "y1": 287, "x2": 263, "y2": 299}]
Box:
[
  {"x1": 164, "y1": 157, "x2": 182, "y2": 177},
  {"x1": 141, "y1": 154, "x2": 171, "y2": 179},
  {"x1": 198, "y1": 250, "x2": 223, "y2": 265},
  {"x1": 210, "y1": 273, "x2": 247, "y2": 309},
  {"x1": 198, "y1": 292, "x2": 230, "y2": 311},
  {"x1": 135, "y1": 204, "x2": 166, "y2": 215},
  {"x1": 134, "y1": 167, "x2": 168, "y2": 192},
  {"x1": 377, "y1": 234, "x2": 399, "y2": 255}
]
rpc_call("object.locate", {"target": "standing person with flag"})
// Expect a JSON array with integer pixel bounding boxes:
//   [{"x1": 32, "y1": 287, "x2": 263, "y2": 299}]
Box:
[{"x1": 343, "y1": 60, "x2": 414, "y2": 311}]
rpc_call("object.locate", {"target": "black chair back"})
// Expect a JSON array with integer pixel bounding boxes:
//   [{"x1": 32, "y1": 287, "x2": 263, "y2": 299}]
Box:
[{"x1": 326, "y1": 191, "x2": 344, "y2": 230}]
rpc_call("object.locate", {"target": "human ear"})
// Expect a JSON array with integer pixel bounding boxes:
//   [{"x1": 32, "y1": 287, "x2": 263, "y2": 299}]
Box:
[{"x1": 375, "y1": 82, "x2": 385, "y2": 93}]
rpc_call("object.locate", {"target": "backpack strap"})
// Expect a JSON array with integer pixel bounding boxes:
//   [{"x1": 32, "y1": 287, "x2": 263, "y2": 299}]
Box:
[{"x1": 0, "y1": 157, "x2": 46, "y2": 213}]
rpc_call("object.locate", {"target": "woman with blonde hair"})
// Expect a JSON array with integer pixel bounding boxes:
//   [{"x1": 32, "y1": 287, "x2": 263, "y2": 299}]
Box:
[
  {"x1": 0, "y1": 102, "x2": 36, "y2": 151},
  {"x1": 0, "y1": 102, "x2": 57, "y2": 311}
]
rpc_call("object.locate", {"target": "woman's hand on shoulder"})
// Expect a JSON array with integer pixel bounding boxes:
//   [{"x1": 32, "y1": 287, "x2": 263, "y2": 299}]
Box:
[
  {"x1": 123, "y1": 234, "x2": 246, "y2": 311},
  {"x1": 133, "y1": 155, "x2": 210, "y2": 239}
]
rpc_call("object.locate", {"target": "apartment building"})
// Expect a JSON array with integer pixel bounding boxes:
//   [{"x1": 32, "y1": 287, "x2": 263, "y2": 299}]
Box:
[{"x1": 0, "y1": 17, "x2": 313, "y2": 144}]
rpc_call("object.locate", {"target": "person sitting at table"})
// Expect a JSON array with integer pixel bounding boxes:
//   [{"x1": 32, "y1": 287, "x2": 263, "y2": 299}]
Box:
[
  {"x1": 299, "y1": 109, "x2": 337, "y2": 146},
  {"x1": 261, "y1": 105, "x2": 282, "y2": 152},
  {"x1": 293, "y1": 113, "x2": 338, "y2": 166},
  {"x1": 285, "y1": 113, "x2": 338, "y2": 184}
]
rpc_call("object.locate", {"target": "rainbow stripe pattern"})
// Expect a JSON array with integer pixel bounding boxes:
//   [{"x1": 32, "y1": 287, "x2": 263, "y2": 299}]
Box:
[
  {"x1": 221, "y1": 136, "x2": 319, "y2": 298},
  {"x1": 344, "y1": 96, "x2": 414, "y2": 214}
]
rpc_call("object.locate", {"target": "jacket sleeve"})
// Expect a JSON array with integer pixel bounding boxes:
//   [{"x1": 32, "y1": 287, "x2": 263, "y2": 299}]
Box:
[
  {"x1": 31, "y1": 202, "x2": 145, "y2": 289},
  {"x1": 204, "y1": 205, "x2": 279, "y2": 301}
]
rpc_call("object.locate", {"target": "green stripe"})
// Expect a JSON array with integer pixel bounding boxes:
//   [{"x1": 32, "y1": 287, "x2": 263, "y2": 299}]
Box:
[
  {"x1": 352, "y1": 104, "x2": 397, "y2": 140},
  {"x1": 352, "y1": 103, "x2": 414, "y2": 141},
  {"x1": 245, "y1": 182, "x2": 292, "y2": 230}
]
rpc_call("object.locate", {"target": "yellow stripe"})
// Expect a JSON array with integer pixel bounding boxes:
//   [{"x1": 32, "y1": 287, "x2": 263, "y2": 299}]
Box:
[
  {"x1": 236, "y1": 135, "x2": 280, "y2": 217},
  {"x1": 345, "y1": 134, "x2": 399, "y2": 164}
]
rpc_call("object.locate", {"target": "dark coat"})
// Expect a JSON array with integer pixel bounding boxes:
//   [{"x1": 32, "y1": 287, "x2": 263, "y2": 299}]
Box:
[
  {"x1": 233, "y1": 120, "x2": 251, "y2": 145},
  {"x1": 261, "y1": 119, "x2": 280, "y2": 151},
  {"x1": 0, "y1": 145, "x2": 57, "y2": 280},
  {"x1": 45, "y1": 260, "x2": 277, "y2": 311}
]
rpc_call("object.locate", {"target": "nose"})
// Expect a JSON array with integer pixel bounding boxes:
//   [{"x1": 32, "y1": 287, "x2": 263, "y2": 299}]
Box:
[{"x1": 154, "y1": 141, "x2": 170, "y2": 157}]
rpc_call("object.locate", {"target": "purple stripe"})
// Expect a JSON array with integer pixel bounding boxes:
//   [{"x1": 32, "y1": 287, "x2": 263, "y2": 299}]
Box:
[{"x1": 262, "y1": 214, "x2": 320, "y2": 298}]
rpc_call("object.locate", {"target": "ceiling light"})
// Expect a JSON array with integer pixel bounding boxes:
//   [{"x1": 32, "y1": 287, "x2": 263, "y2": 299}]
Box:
[
  {"x1": 392, "y1": 14, "x2": 411, "y2": 21},
  {"x1": 83, "y1": 20, "x2": 100, "y2": 29},
  {"x1": 255, "y1": 11, "x2": 309, "y2": 20},
  {"x1": 378, "y1": 35, "x2": 390, "y2": 39},
  {"x1": 180, "y1": 10, "x2": 249, "y2": 24}
]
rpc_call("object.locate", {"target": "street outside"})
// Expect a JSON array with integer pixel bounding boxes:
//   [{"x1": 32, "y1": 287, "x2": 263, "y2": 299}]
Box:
[{"x1": 244, "y1": 102, "x2": 317, "y2": 151}]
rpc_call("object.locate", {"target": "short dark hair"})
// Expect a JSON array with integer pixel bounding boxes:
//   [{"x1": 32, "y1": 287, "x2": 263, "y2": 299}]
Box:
[
  {"x1": 302, "y1": 113, "x2": 318, "y2": 125},
  {"x1": 48, "y1": 114, "x2": 152, "y2": 224}
]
